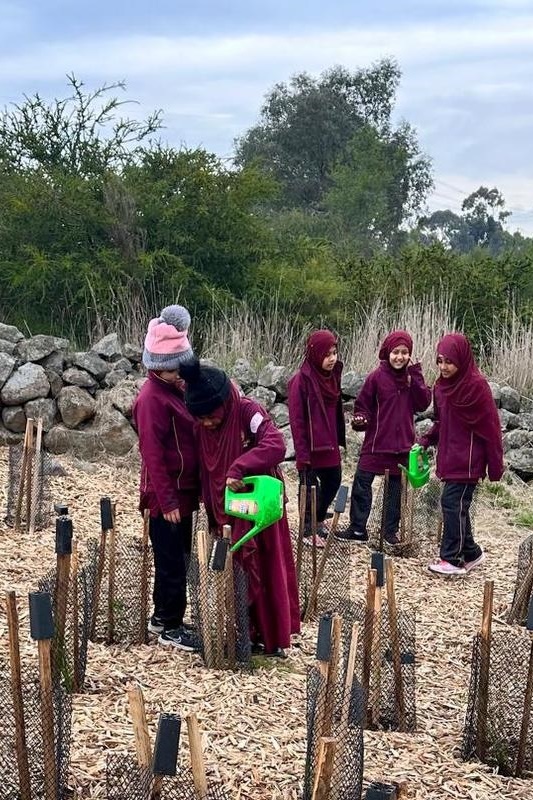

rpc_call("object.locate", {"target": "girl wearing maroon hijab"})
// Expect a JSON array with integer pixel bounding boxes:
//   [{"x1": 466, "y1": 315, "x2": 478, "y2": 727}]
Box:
[
  {"x1": 180, "y1": 358, "x2": 300, "y2": 658},
  {"x1": 420, "y1": 333, "x2": 503, "y2": 576},
  {"x1": 337, "y1": 330, "x2": 431, "y2": 544},
  {"x1": 288, "y1": 330, "x2": 345, "y2": 544}
]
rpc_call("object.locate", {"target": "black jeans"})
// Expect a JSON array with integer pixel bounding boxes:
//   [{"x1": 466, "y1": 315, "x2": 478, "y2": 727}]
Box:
[
  {"x1": 349, "y1": 468, "x2": 401, "y2": 538},
  {"x1": 149, "y1": 514, "x2": 192, "y2": 630},
  {"x1": 299, "y1": 465, "x2": 342, "y2": 524},
  {"x1": 440, "y1": 482, "x2": 481, "y2": 567}
]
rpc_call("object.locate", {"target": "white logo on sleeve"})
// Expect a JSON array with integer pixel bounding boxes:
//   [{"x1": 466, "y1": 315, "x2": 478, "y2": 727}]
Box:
[{"x1": 250, "y1": 412, "x2": 265, "y2": 434}]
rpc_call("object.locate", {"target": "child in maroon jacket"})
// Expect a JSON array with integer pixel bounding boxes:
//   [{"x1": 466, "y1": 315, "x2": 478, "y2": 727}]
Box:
[
  {"x1": 288, "y1": 330, "x2": 345, "y2": 545},
  {"x1": 336, "y1": 330, "x2": 431, "y2": 544},
  {"x1": 180, "y1": 358, "x2": 300, "y2": 658},
  {"x1": 132, "y1": 305, "x2": 200, "y2": 651},
  {"x1": 420, "y1": 333, "x2": 504, "y2": 576}
]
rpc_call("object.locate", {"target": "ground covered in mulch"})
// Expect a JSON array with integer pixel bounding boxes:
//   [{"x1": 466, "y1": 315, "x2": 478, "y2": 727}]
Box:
[{"x1": 1, "y1": 447, "x2": 533, "y2": 799}]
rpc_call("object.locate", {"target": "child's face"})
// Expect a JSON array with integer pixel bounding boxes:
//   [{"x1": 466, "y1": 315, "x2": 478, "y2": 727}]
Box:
[
  {"x1": 389, "y1": 345, "x2": 410, "y2": 370},
  {"x1": 198, "y1": 407, "x2": 225, "y2": 429},
  {"x1": 157, "y1": 369, "x2": 184, "y2": 389},
  {"x1": 437, "y1": 355, "x2": 458, "y2": 379},
  {"x1": 321, "y1": 346, "x2": 338, "y2": 372}
]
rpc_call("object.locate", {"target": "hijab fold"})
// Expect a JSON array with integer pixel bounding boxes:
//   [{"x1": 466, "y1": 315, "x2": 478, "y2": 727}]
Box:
[
  {"x1": 302, "y1": 330, "x2": 341, "y2": 403},
  {"x1": 436, "y1": 333, "x2": 499, "y2": 442}
]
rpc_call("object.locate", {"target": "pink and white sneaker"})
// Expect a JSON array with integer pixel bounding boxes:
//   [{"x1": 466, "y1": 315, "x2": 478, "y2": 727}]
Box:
[
  {"x1": 428, "y1": 559, "x2": 467, "y2": 576},
  {"x1": 464, "y1": 552, "x2": 485, "y2": 572}
]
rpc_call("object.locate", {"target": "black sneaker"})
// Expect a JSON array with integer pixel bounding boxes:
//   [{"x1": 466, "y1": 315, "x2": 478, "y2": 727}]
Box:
[
  {"x1": 263, "y1": 647, "x2": 288, "y2": 659},
  {"x1": 335, "y1": 525, "x2": 369, "y2": 543},
  {"x1": 148, "y1": 615, "x2": 164, "y2": 634},
  {"x1": 384, "y1": 533, "x2": 400, "y2": 546},
  {"x1": 158, "y1": 626, "x2": 198, "y2": 652}
]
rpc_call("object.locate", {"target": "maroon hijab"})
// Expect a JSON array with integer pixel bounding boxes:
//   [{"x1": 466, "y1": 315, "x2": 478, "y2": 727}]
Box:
[
  {"x1": 197, "y1": 382, "x2": 243, "y2": 525},
  {"x1": 436, "y1": 333, "x2": 499, "y2": 442},
  {"x1": 303, "y1": 330, "x2": 340, "y2": 402},
  {"x1": 378, "y1": 329, "x2": 413, "y2": 386}
]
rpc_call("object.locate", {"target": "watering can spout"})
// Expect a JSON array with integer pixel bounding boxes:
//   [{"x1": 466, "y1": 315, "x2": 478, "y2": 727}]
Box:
[
  {"x1": 399, "y1": 444, "x2": 430, "y2": 489},
  {"x1": 224, "y1": 475, "x2": 284, "y2": 552}
]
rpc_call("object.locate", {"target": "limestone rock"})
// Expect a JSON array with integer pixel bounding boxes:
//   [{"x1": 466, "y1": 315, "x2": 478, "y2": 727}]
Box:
[
  {"x1": 57, "y1": 386, "x2": 96, "y2": 428},
  {"x1": 0, "y1": 352, "x2": 16, "y2": 389},
  {"x1": 2, "y1": 406, "x2": 26, "y2": 433},
  {"x1": 257, "y1": 362, "x2": 291, "y2": 397},
  {"x1": 341, "y1": 371, "x2": 365, "y2": 399},
  {"x1": 506, "y1": 447, "x2": 533, "y2": 479},
  {"x1": 231, "y1": 359, "x2": 258, "y2": 389},
  {"x1": 123, "y1": 342, "x2": 143, "y2": 362},
  {"x1": 108, "y1": 377, "x2": 141, "y2": 417},
  {"x1": 0, "y1": 421, "x2": 24, "y2": 445},
  {"x1": 94, "y1": 406, "x2": 138, "y2": 455},
  {"x1": 72, "y1": 351, "x2": 111, "y2": 380},
  {"x1": 16, "y1": 334, "x2": 69, "y2": 362},
  {"x1": 246, "y1": 386, "x2": 276, "y2": 410},
  {"x1": 104, "y1": 369, "x2": 130, "y2": 388},
  {"x1": 45, "y1": 425, "x2": 101, "y2": 461},
  {"x1": 487, "y1": 381, "x2": 501, "y2": 407},
  {"x1": 45, "y1": 370, "x2": 64, "y2": 398},
  {"x1": 270, "y1": 403, "x2": 290, "y2": 428},
  {"x1": 92, "y1": 332, "x2": 122, "y2": 360},
  {"x1": 499, "y1": 409, "x2": 520, "y2": 431},
  {"x1": 279, "y1": 425, "x2": 294, "y2": 460},
  {"x1": 0, "y1": 322, "x2": 24, "y2": 343},
  {"x1": 40, "y1": 351, "x2": 65, "y2": 373},
  {"x1": 0, "y1": 363, "x2": 50, "y2": 405},
  {"x1": 24, "y1": 398, "x2": 57, "y2": 431},
  {"x1": 63, "y1": 367, "x2": 98, "y2": 390},
  {"x1": 500, "y1": 385, "x2": 521, "y2": 414},
  {"x1": 0, "y1": 338, "x2": 17, "y2": 356},
  {"x1": 517, "y1": 413, "x2": 533, "y2": 432},
  {"x1": 503, "y1": 429, "x2": 533, "y2": 452}
]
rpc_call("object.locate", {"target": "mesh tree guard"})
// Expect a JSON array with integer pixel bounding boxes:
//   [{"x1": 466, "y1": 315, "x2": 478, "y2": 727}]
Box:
[
  {"x1": 507, "y1": 534, "x2": 533, "y2": 626},
  {"x1": 188, "y1": 525, "x2": 251, "y2": 670},
  {"x1": 5, "y1": 427, "x2": 52, "y2": 533},
  {"x1": 106, "y1": 755, "x2": 230, "y2": 800},
  {"x1": 91, "y1": 529, "x2": 151, "y2": 646},
  {"x1": 339, "y1": 598, "x2": 417, "y2": 733},
  {"x1": 37, "y1": 538, "x2": 99, "y2": 692},
  {"x1": 0, "y1": 671, "x2": 72, "y2": 800},
  {"x1": 296, "y1": 534, "x2": 352, "y2": 620},
  {"x1": 462, "y1": 629, "x2": 533, "y2": 776},
  {"x1": 303, "y1": 613, "x2": 365, "y2": 800}
]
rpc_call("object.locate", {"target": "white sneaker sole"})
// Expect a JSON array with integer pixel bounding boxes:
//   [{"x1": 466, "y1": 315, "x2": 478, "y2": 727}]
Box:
[
  {"x1": 148, "y1": 622, "x2": 164, "y2": 635},
  {"x1": 465, "y1": 553, "x2": 486, "y2": 572},
  {"x1": 428, "y1": 564, "x2": 467, "y2": 576},
  {"x1": 157, "y1": 635, "x2": 195, "y2": 652}
]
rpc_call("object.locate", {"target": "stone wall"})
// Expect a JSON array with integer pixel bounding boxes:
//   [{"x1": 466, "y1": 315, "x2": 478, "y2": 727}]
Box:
[{"x1": 1, "y1": 325, "x2": 532, "y2": 478}]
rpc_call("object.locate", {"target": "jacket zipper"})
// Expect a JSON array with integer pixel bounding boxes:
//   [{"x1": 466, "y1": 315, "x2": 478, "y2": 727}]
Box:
[
  {"x1": 307, "y1": 397, "x2": 315, "y2": 452},
  {"x1": 468, "y1": 432, "x2": 473, "y2": 479},
  {"x1": 172, "y1": 418, "x2": 184, "y2": 488},
  {"x1": 371, "y1": 396, "x2": 380, "y2": 453}
]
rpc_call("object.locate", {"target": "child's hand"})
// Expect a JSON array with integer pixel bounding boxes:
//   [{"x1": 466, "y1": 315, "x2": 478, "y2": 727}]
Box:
[
  {"x1": 351, "y1": 414, "x2": 367, "y2": 431},
  {"x1": 163, "y1": 508, "x2": 181, "y2": 524},
  {"x1": 226, "y1": 477, "x2": 246, "y2": 492}
]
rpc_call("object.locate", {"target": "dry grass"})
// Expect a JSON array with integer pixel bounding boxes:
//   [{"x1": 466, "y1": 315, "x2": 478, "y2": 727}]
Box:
[{"x1": 482, "y1": 309, "x2": 533, "y2": 397}]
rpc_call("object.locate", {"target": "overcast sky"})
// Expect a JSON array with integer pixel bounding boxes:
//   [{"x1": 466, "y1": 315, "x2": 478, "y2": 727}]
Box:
[{"x1": 2, "y1": 0, "x2": 533, "y2": 233}]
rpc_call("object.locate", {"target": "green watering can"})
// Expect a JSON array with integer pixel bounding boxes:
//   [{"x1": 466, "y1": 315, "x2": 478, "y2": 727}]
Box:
[
  {"x1": 224, "y1": 475, "x2": 284, "y2": 553},
  {"x1": 399, "y1": 444, "x2": 430, "y2": 489}
]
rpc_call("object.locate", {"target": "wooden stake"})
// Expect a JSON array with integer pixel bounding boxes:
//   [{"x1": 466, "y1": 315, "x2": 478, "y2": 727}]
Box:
[
  {"x1": 399, "y1": 472, "x2": 407, "y2": 543},
  {"x1": 296, "y1": 481, "x2": 307, "y2": 583},
  {"x1": 107, "y1": 505, "x2": 117, "y2": 645},
  {"x1": 330, "y1": 623, "x2": 359, "y2": 798},
  {"x1": 303, "y1": 494, "x2": 345, "y2": 623},
  {"x1": 508, "y1": 558, "x2": 533, "y2": 625},
  {"x1": 310, "y1": 485, "x2": 318, "y2": 583},
  {"x1": 140, "y1": 510, "x2": 150, "y2": 645},
  {"x1": 322, "y1": 615, "x2": 342, "y2": 738},
  {"x1": 6, "y1": 592, "x2": 32, "y2": 800},
  {"x1": 362, "y1": 568, "x2": 377, "y2": 726},
  {"x1": 38, "y1": 638, "x2": 57, "y2": 800},
  {"x1": 186, "y1": 713, "x2": 208, "y2": 799},
  {"x1": 71, "y1": 541, "x2": 80, "y2": 693},
  {"x1": 14, "y1": 419, "x2": 32, "y2": 533},
  {"x1": 90, "y1": 528, "x2": 107, "y2": 641},
  {"x1": 25, "y1": 420, "x2": 35, "y2": 534},
  {"x1": 477, "y1": 580, "x2": 494, "y2": 759},
  {"x1": 223, "y1": 525, "x2": 236, "y2": 669},
  {"x1": 379, "y1": 471, "x2": 390, "y2": 552},
  {"x1": 371, "y1": 567, "x2": 383, "y2": 728},
  {"x1": 311, "y1": 737, "x2": 336, "y2": 800},
  {"x1": 385, "y1": 558, "x2": 406, "y2": 731},
  {"x1": 406, "y1": 483, "x2": 415, "y2": 545},
  {"x1": 28, "y1": 417, "x2": 43, "y2": 536},
  {"x1": 127, "y1": 684, "x2": 153, "y2": 768},
  {"x1": 197, "y1": 530, "x2": 214, "y2": 668}
]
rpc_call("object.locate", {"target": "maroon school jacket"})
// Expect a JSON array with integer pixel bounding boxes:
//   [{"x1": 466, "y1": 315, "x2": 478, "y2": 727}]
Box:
[
  {"x1": 355, "y1": 362, "x2": 431, "y2": 467},
  {"x1": 287, "y1": 362, "x2": 346, "y2": 471},
  {"x1": 419, "y1": 383, "x2": 504, "y2": 483},
  {"x1": 131, "y1": 373, "x2": 200, "y2": 517}
]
